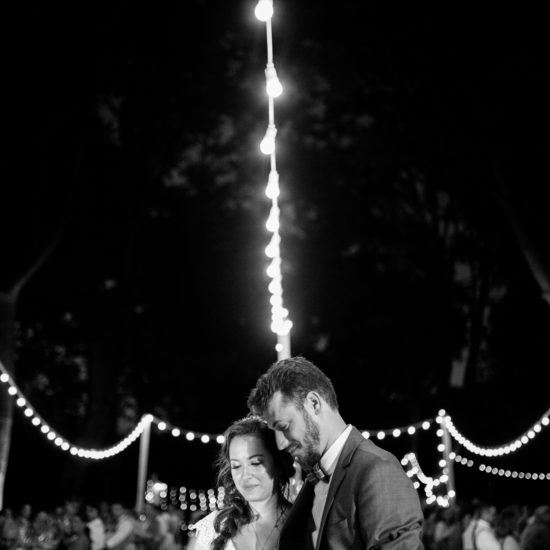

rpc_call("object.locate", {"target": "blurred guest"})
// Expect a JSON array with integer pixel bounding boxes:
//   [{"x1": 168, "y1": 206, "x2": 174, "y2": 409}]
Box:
[
  {"x1": 33, "y1": 511, "x2": 61, "y2": 550},
  {"x1": 0, "y1": 510, "x2": 18, "y2": 550},
  {"x1": 16, "y1": 505, "x2": 33, "y2": 549},
  {"x1": 85, "y1": 505, "x2": 105, "y2": 550},
  {"x1": 436, "y1": 505, "x2": 462, "y2": 550},
  {"x1": 132, "y1": 506, "x2": 157, "y2": 550},
  {"x1": 463, "y1": 502, "x2": 500, "y2": 550},
  {"x1": 156, "y1": 506, "x2": 178, "y2": 550},
  {"x1": 494, "y1": 506, "x2": 520, "y2": 550},
  {"x1": 105, "y1": 505, "x2": 134, "y2": 550},
  {"x1": 520, "y1": 505, "x2": 550, "y2": 550},
  {"x1": 65, "y1": 517, "x2": 89, "y2": 550},
  {"x1": 423, "y1": 506, "x2": 438, "y2": 550}
]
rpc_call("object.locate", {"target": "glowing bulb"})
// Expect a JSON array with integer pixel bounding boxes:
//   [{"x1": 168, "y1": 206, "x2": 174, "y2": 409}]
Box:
[
  {"x1": 216, "y1": 435, "x2": 225, "y2": 444},
  {"x1": 392, "y1": 429, "x2": 401, "y2": 438},
  {"x1": 16, "y1": 397, "x2": 25, "y2": 407},
  {"x1": 266, "y1": 206, "x2": 280, "y2": 232},
  {"x1": 260, "y1": 125, "x2": 277, "y2": 155},
  {"x1": 407, "y1": 426, "x2": 416, "y2": 435},
  {"x1": 254, "y1": 0, "x2": 273, "y2": 21},
  {"x1": 271, "y1": 318, "x2": 292, "y2": 336},
  {"x1": 265, "y1": 170, "x2": 280, "y2": 199},
  {"x1": 265, "y1": 65, "x2": 283, "y2": 98},
  {"x1": 377, "y1": 431, "x2": 385, "y2": 440},
  {"x1": 201, "y1": 435, "x2": 210, "y2": 444},
  {"x1": 0, "y1": 373, "x2": 9, "y2": 383},
  {"x1": 422, "y1": 421, "x2": 430, "y2": 430},
  {"x1": 266, "y1": 258, "x2": 281, "y2": 278},
  {"x1": 186, "y1": 432, "x2": 195, "y2": 441},
  {"x1": 268, "y1": 279, "x2": 282, "y2": 295},
  {"x1": 24, "y1": 408, "x2": 33, "y2": 417},
  {"x1": 158, "y1": 422, "x2": 167, "y2": 431},
  {"x1": 32, "y1": 417, "x2": 40, "y2": 426},
  {"x1": 8, "y1": 387, "x2": 17, "y2": 396}
]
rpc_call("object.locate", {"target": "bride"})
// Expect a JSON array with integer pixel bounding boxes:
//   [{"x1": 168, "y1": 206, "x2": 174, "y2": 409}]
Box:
[{"x1": 190, "y1": 416, "x2": 294, "y2": 550}]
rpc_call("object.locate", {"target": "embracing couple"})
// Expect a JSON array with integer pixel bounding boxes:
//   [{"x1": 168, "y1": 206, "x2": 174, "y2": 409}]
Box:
[{"x1": 190, "y1": 356, "x2": 424, "y2": 550}]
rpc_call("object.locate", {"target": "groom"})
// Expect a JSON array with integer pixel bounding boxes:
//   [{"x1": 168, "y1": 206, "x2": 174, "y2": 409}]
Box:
[{"x1": 248, "y1": 356, "x2": 424, "y2": 550}]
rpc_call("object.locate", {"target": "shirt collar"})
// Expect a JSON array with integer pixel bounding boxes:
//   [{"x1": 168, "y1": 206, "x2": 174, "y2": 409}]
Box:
[{"x1": 320, "y1": 425, "x2": 352, "y2": 475}]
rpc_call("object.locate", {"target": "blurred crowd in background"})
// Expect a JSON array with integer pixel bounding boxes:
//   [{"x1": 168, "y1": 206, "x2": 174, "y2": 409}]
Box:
[
  {"x1": 0, "y1": 500, "x2": 204, "y2": 550},
  {"x1": 1, "y1": 498, "x2": 549, "y2": 550}
]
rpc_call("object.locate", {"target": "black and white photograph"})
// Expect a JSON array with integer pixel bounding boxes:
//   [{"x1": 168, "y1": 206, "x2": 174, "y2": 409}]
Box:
[{"x1": 1, "y1": 2, "x2": 549, "y2": 550}]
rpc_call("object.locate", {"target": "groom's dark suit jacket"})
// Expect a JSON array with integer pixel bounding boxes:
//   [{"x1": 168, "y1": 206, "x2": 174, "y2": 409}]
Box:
[{"x1": 278, "y1": 427, "x2": 424, "y2": 550}]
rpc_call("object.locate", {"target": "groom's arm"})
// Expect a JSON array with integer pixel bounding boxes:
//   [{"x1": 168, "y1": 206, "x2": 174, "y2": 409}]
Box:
[{"x1": 356, "y1": 451, "x2": 424, "y2": 550}]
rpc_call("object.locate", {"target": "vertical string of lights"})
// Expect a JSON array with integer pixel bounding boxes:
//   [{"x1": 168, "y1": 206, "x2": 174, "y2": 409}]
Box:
[{"x1": 255, "y1": 0, "x2": 293, "y2": 360}]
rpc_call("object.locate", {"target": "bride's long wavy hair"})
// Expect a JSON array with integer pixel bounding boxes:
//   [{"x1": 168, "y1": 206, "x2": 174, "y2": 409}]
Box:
[{"x1": 211, "y1": 416, "x2": 294, "y2": 550}]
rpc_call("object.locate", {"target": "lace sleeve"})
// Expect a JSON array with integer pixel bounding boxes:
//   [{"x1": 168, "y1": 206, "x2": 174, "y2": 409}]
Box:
[{"x1": 192, "y1": 511, "x2": 218, "y2": 548}]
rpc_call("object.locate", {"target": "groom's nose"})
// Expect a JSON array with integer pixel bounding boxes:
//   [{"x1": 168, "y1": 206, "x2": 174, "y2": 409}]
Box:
[{"x1": 275, "y1": 431, "x2": 289, "y2": 451}]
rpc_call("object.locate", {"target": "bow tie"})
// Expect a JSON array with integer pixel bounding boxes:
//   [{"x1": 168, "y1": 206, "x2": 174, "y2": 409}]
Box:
[{"x1": 306, "y1": 462, "x2": 330, "y2": 484}]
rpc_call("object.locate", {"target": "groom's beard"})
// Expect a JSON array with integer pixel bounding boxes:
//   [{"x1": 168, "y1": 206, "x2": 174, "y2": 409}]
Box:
[{"x1": 293, "y1": 411, "x2": 322, "y2": 470}]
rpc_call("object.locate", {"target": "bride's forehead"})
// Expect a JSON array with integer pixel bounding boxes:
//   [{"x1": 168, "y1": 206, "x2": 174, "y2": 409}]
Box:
[{"x1": 229, "y1": 434, "x2": 267, "y2": 456}]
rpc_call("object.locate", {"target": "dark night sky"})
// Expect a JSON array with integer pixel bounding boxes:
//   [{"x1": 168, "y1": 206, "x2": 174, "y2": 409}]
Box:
[{"x1": 2, "y1": 1, "x2": 550, "y2": 508}]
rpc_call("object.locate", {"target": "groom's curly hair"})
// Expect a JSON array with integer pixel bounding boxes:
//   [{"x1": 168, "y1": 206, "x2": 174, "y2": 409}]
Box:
[
  {"x1": 211, "y1": 416, "x2": 294, "y2": 550},
  {"x1": 247, "y1": 356, "x2": 339, "y2": 416}
]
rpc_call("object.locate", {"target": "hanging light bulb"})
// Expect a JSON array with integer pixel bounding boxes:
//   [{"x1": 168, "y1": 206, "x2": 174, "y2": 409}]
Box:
[
  {"x1": 255, "y1": 0, "x2": 273, "y2": 21},
  {"x1": 265, "y1": 65, "x2": 283, "y2": 98},
  {"x1": 265, "y1": 170, "x2": 280, "y2": 199},
  {"x1": 260, "y1": 125, "x2": 277, "y2": 155}
]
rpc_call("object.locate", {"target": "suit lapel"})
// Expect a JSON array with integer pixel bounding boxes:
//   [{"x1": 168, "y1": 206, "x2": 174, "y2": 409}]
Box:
[{"x1": 314, "y1": 426, "x2": 362, "y2": 550}]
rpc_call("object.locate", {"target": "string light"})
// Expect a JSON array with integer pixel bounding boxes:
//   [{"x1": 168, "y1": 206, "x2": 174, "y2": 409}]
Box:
[
  {"x1": 260, "y1": 125, "x2": 277, "y2": 155},
  {"x1": 265, "y1": 65, "x2": 283, "y2": 98},
  {"x1": 359, "y1": 418, "x2": 434, "y2": 440},
  {"x1": 0, "y1": 360, "x2": 151, "y2": 459},
  {"x1": 452, "y1": 454, "x2": 550, "y2": 481},
  {"x1": 402, "y1": 453, "x2": 452, "y2": 507},
  {"x1": 145, "y1": 481, "x2": 226, "y2": 520},
  {"x1": 255, "y1": 0, "x2": 292, "y2": 354},
  {"x1": 4, "y1": 358, "x2": 549, "y2": 481},
  {"x1": 443, "y1": 409, "x2": 550, "y2": 457}
]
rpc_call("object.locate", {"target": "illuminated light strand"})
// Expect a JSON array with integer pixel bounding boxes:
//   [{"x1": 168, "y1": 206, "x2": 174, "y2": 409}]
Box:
[
  {"x1": 145, "y1": 481, "x2": 226, "y2": 521},
  {"x1": 435, "y1": 409, "x2": 456, "y2": 502},
  {"x1": 401, "y1": 453, "x2": 453, "y2": 508},
  {"x1": 2, "y1": 362, "x2": 438, "y2": 454},
  {"x1": 360, "y1": 418, "x2": 434, "y2": 440},
  {"x1": 151, "y1": 417, "x2": 226, "y2": 445},
  {"x1": 451, "y1": 453, "x2": 550, "y2": 481},
  {"x1": 255, "y1": 0, "x2": 293, "y2": 350},
  {"x1": 0, "y1": 360, "x2": 150, "y2": 459},
  {"x1": 442, "y1": 409, "x2": 550, "y2": 457}
]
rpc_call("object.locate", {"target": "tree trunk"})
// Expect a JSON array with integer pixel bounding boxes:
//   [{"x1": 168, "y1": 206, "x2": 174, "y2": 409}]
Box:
[{"x1": 0, "y1": 291, "x2": 17, "y2": 511}]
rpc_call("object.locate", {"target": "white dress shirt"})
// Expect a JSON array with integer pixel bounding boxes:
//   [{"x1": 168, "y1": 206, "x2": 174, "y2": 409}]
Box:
[{"x1": 311, "y1": 424, "x2": 352, "y2": 547}]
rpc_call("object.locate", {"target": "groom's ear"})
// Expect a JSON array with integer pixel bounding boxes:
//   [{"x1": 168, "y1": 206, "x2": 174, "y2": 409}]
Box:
[{"x1": 305, "y1": 391, "x2": 322, "y2": 414}]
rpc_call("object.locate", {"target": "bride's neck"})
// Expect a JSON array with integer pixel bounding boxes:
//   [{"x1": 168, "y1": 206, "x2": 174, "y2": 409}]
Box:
[{"x1": 249, "y1": 493, "x2": 280, "y2": 522}]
